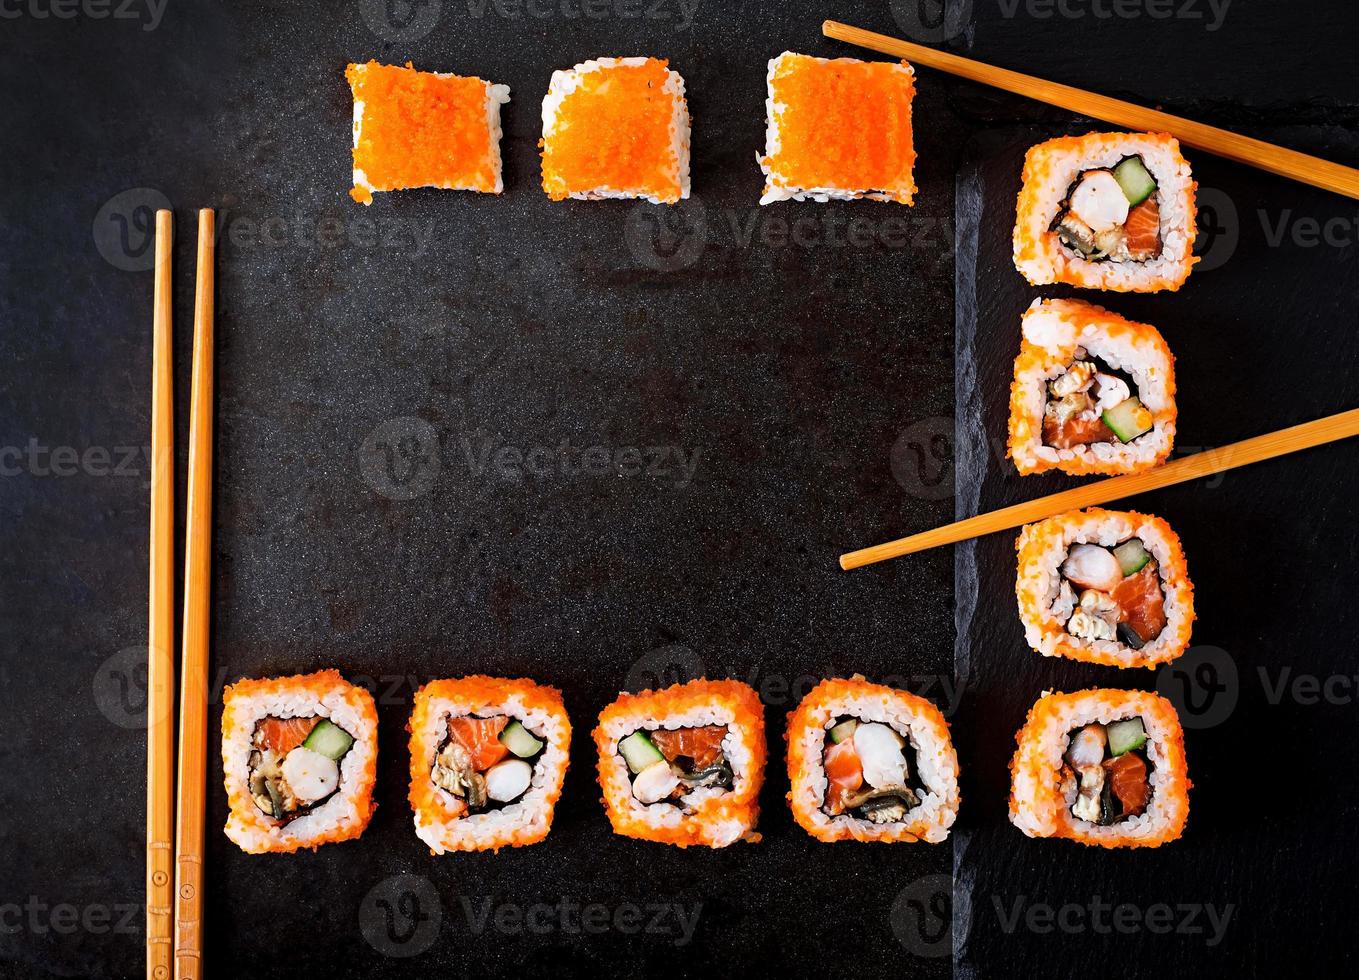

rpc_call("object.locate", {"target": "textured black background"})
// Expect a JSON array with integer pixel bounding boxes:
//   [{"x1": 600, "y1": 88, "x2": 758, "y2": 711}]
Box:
[{"x1": 1, "y1": 1, "x2": 1357, "y2": 978}]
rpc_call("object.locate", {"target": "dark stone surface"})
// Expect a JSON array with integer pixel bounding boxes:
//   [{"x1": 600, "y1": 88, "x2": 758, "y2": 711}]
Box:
[{"x1": 1, "y1": 0, "x2": 1356, "y2": 977}]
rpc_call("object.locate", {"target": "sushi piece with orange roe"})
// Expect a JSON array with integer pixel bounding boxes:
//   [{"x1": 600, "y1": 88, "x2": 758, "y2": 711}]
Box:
[
  {"x1": 759, "y1": 52, "x2": 917, "y2": 205},
  {"x1": 540, "y1": 57, "x2": 691, "y2": 205},
  {"x1": 346, "y1": 60, "x2": 510, "y2": 205}
]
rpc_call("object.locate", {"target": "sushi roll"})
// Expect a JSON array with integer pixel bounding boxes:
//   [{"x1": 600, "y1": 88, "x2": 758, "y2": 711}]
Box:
[
  {"x1": 540, "y1": 57, "x2": 690, "y2": 204},
  {"x1": 346, "y1": 60, "x2": 510, "y2": 205},
  {"x1": 1017, "y1": 508, "x2": 1194, "y2": 668},
  {"x1": 408, "y1": 676, "x2": 571, "y2": 854},
  {"x1": 1010, "y1": 689, "x2": 1189, "y2": 848},
  {"x1": 759, "y1": 52, "x2": 917, "y2": 205},
  {"x1": 221, "y1": 670, "x2": 377, "y2": 854},
  {"x1": 1013, "y1": 132, "x2": 1197, "y2": 292},
  {"x1": 594, "y1": 679, "x2": 765, "y2": 848},
  {"x1": 786, "y1": 677, "x2": 960, "y2": 844},
  {"x1": 1009, "y1": 298, "x2": 1176, "y2": 476}
]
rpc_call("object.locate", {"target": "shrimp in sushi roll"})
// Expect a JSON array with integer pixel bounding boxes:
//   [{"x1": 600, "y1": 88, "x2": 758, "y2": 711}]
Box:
[
  {"x1": 1009, "y1": 298, "x2": 1176, "y2": 476},
  {"x1": 221, "y1": 670, "x2": 377, "y2": 854},
  {"x1": 540, "y1": 57, "x2": 691, "y2": 204},
  {"x1": 346, "y1": 60, "x2": 510, "y2": 205},
  {"x1": 1010, "y1": 689, "x2": 1189, "y2": 848},
  {"x1": 408, "y1": 676, "x2": 571, "y2": 854},
  {"x1": 1017, "y1": 508, "x2": 1195, "y2": 668},
  {"x1": 759, "y1": 52, "x2": 917, "y2": 205},
  {"x1": 594, "y1": 679, "x2": 765, "y2": 848},
  {"x1": 786, "y1": 677, "x2": 960, "y2": 844},
  {"x1": 1013, "y1": 132, "x2": 1197, "y2": 292}
]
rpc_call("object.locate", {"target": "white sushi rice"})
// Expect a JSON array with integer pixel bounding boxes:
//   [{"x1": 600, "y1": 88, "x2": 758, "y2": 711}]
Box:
[
  {"x1": 412, "y1": 692, "x2": 570, "y2": 854},
  {"x1": 1018, "y1": 510, "x2": 1191, "y2": 667},
  {"x1": 790, "y1": 689, "x2": 959, "y2": 843},
  {"x1": 350, "y1": 63, "x2": 511, "y2": 201},
  {"x1": 758, "y1": 52, "x2": 915, "y2": 205},
  {"x1": 1014, "y1": 133, "x2": 1195, "y2": 290},
  {"x1": 540, "y1": 57, "x2": 690, "y2": 204},
  {"x1": 222, "y1": 683, "x2": 376, "y2": 852},
  {"x1": 1011, "y1": 298, "x2": 1175, "y2": 472},
  {"x1": 1010, "y1": 690, "x2": 1185, "y2": 845},
  {"x1": 598, "y1": 702, "x2": 757, "y2": 848}
]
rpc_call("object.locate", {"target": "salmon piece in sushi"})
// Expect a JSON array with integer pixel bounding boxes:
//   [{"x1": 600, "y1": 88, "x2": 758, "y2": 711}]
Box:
[
  {"x1": 1013, "y1": 131, "x2": 1197, "y2": 291},
  {"x1": 540, "y1": 57, "x2": 691, "y2": 204},
  {"x1": 786, "y1": 677, "x2": 960, "y2": 844},
  {"x1": 346, "y1": 60, "x2": 510, "y2": 205},
  {"x1": 1016, "y1": 508, "x2": 1194, "y2": 668},
  {"x1": 594, "y1": 679, "x2": 765, "y2": 848},
  {"x1": 408, "y1": 677, "x2": 571, "y2": 854},
  {"x1": 759, "y1": 52, "x2": 916, "y2": 205},
  {"x1": 221, "y1": 670, "x2": 377, "y2": 854},
  {"x1": 1010, "y1": 689, "x2": 1189, "y2": 848},
  {"x1": 1008, "y1": 298, "x2": 1177, "y2": 476}
]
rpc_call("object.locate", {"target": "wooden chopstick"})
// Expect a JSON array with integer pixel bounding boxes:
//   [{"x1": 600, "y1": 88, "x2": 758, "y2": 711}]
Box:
[
  {"x1": 174, "y1": 210, "x2": 215, "y2": 980},
  {"x1": 822, "y1": 20, "x2": 1359, "y2": 201},
  {"x1": 147, "y1": 209, "x2": 176, "y2": 980},
  {"x1": 840, "y1": 408, "x2": 1359, "y2": 570}
]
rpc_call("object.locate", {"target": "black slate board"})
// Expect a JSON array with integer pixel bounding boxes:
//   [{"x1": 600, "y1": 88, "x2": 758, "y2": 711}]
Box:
[{"x1": 951, "y1": 124, "x2": 1359, "y2": 977}]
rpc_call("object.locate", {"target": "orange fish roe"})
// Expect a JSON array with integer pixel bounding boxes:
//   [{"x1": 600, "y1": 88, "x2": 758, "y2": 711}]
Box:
[
  {"x1": 540, "y1": 58, "x2": 689, "y2": 204},
  {"x1": 346, "y1": 61, "x2": 508, "y2": 205},
  {"x1": 761, "y1": 53, "x2": 917, "y2": 205}
]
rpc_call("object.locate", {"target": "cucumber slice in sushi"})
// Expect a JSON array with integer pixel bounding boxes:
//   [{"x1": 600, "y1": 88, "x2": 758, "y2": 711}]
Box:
[
  {"x1": 828, "y1": 719, "x2": 859, "y2": 744},
  {"x1": 619, "y1": 731, "x2": 664, "y2": 774},
  {"x1": 499, "y1": 720, "x2": 544, "y2": 759},
  {"x1": 1107, "y1": 718, "x2": 1148, "y2": 756},
  {"x1": 1113, "y1": 156, "x2": 1157, "y2": 206},
  {"x1": 1113, "y1": 539, "x2": 1152, "y2": 576},
  {"x1": 1102, "y1": 397, "x2": 1153, "y2": 443},
  {"x1": 302, "y1": 719, "x2": 354, "y2": 761}
]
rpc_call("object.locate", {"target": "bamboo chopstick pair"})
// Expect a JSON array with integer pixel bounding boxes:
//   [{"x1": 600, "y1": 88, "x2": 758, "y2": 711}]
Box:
[
  {"x1": 147, "y1": 208, "x2": 215, "y2": 980},
  {"x1": 821, "y1": 20, "x2": 1359, "y2": 569}
]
